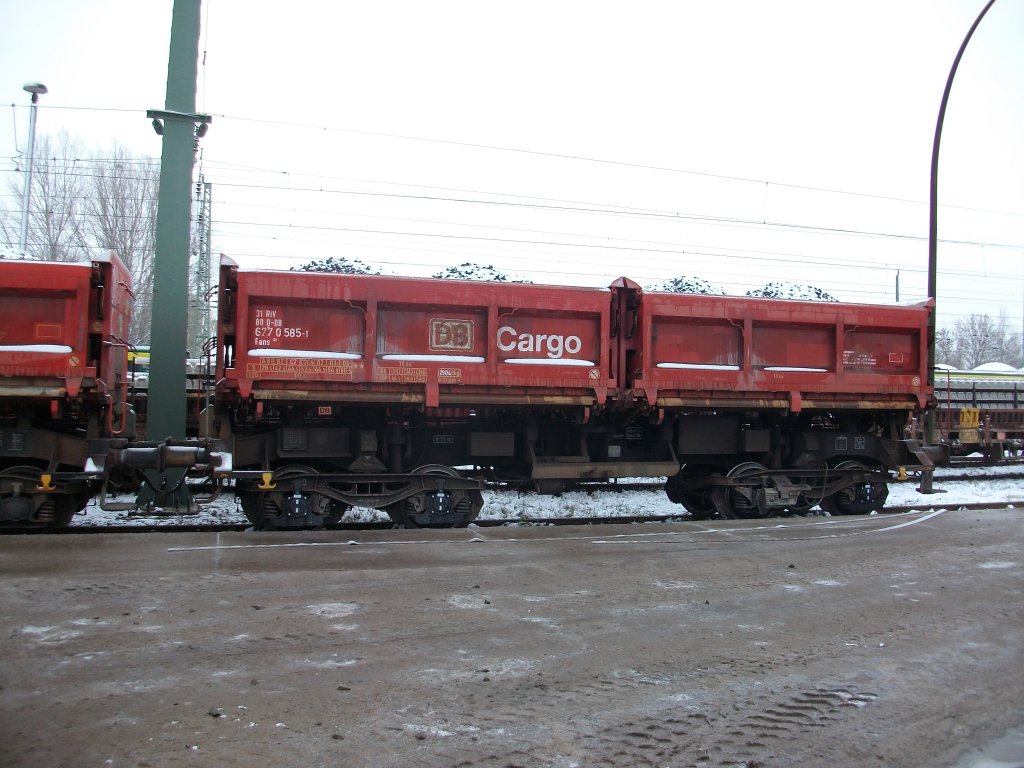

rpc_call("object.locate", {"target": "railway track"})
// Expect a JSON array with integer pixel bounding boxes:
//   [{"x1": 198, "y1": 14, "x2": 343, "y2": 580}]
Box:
[
  {"x1": 928, "y1": 471, "x2": 1024, "y2": 483},
  {"x1": 50, "y1": 499, "x2": 1024, "y2": 534},
  {"x1": 948, "y1": 454, "x2": 1024, "y2": 468},
  {"x1": 6, "y1": 465, "x2": 1017, "y2": 535}
]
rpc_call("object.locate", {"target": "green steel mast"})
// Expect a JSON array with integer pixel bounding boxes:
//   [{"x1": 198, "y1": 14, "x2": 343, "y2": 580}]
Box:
[
  {"x1": 147, "y1": 0, "x2": 209, "y2": 441},
  {"x1": 141, "y1": 0, "x2": 210, "y2": 509}
]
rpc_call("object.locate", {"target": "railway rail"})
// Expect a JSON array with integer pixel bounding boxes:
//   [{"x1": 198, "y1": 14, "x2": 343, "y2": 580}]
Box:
[
  {"x1": 14, "y1": 463, "x2": 1014, "y2": 536},
  {"x1": 948, "y1": 454, "x2": 1024, "y2": 468}
]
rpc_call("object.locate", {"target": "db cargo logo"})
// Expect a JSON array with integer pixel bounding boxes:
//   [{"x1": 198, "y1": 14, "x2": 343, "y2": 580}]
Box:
[
  {"x1": 497, "y1": 326, "x2": 583, "y2": 359},
  {"x1": 430, "y1": 319, "x2": 473, "y2": 351}
]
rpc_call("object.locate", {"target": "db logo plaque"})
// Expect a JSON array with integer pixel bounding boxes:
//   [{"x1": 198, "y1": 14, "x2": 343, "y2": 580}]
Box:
[{"x1": 430, "y1": 318, "x2": 473, "y2": 351}]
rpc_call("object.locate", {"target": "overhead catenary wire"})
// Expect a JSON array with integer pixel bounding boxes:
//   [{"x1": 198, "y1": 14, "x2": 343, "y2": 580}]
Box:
[
  {"x1": 2, "y1": 107, "x2": 1021, "y2": 330},
  {"x1": 3, "y1": 104, "x2": 1023, "y2": 222},
  {"x1": 3, "y1": 163, "x2": 1021, "y2": 254}
]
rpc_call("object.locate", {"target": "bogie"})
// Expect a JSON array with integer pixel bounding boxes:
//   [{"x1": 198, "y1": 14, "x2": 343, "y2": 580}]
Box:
[{"x1": 818, "y1": 460, "x2": 889, "y2": 515}]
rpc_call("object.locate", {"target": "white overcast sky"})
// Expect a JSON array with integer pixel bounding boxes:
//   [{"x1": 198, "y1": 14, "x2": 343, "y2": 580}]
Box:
[{"x1": 1, "y1": 0, "x2": 1022, "y2": 334}]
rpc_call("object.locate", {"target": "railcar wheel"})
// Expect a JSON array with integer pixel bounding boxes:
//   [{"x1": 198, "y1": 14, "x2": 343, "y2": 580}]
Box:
[
  {"x1": 38, "y1": 494, "x2": 79, "y2": 529},
  {"x1": 665, "y1": 466, "x2": 718, "y2": 520},
  {"x1": 711, "y1": 462, "x2": 770, "y2": 520},
  {"x1": 238, "y1": 465, "x2": 348, "y2": 530},
  {"x1": 0, "y1": 466, "x2": 81, "y2": 530},
  {"x1": 819, "y1": 460, "x2": 889, "y2": 515},
  {"x1": 384, "y1": 465, "x2": 483, "y2": 528}
]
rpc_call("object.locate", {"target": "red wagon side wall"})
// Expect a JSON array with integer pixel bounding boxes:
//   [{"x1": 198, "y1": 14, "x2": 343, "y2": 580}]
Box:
[
  {"x1": 217, "y1": 258, "x2": 617, "y2": 408},
  {"x1": 630, "y1": 291, "x2": 932, "y2": 412},
  {"x1": 0, "y1": 253, "x2": 132, "y2": 399}
]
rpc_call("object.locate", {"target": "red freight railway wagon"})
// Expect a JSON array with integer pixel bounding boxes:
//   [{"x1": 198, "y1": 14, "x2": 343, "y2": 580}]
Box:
[
  {"x1": 0, "y1": 253, "x2": 134, "y2": 528},
  {"x1": 215, "y1": 259, "x2": 677, "y2": 528},
  {"x1": 614, "y1": 281, "x2": 938, "y2": 519},
  {"x1": 628, "y1": 289, "x2": 931, "y2": 411}
]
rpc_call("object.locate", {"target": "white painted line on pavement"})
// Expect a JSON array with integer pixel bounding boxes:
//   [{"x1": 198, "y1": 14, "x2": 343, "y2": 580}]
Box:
[{"x1": 166, "y1": 510, "x2": 948, "y2": 553}]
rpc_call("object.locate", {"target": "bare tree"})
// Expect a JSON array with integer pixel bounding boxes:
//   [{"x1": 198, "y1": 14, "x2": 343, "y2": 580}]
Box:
[
  {"x1": 935, "y1": 313, "x2": 1023, "y2": 370},
  {"x1": 957, "y1": 314, "x2": 997, "y2": 369},
  {"x1": 949, "y1": 313, "x2": 1020, "y2": 369},
  {"x1": 935, "y1": 327, "x2": 960, "y2": 369},
  {"x1": 81, "y1": 145, "x2": 159, "y2": 343},
  {"x1": 1, "y1": 136, "x2": 161, "y2": 344},
  {"x1": 991, "y1": 310, "x2": 1023, "y2": 369},
  {"x1": 1, "y1": 132, "x2": 90, "y2": 262}
]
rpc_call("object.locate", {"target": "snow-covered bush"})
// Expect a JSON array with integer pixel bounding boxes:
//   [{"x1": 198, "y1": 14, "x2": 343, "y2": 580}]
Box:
[
  {"x1": 648, "y1": 276, "x2": 726, "y2": 295},
  {"x1": 746, "y1": 282, "x2": 838, "y2": 302}
]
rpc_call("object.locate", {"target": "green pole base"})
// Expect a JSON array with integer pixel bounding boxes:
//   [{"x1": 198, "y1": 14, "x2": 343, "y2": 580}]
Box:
[{"x1": 135, "y1": 468, "x2": 196, "y2": 514}]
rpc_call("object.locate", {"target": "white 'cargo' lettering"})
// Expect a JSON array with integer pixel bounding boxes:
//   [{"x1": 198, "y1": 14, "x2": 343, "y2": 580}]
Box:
[{"x1": 497, "y1": 326, "x2": 583, "y2": 359}]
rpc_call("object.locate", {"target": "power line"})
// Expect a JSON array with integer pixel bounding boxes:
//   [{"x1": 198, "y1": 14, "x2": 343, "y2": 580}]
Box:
[
  {"x1": 195, "y1": 155, "x2": 1024, "y2": 222},
  {"x1": 4, "y1": 121, "x2": 1022, "y2": 308},
  {"x1": 210, "y1": 113, "x2": 1024, "y2": 220},
  {"x1": 5, "y1": 102, "x2": 1023, "y2": 221},
  {"x1": 3, "y1": 142, "x2": 1022, "y2": 250},
  {"x1": 6, "y1": 162, "x2": 1022, "y2": 253},
  {"x1": 195, "y1": 178, "x2": 1024, "y2": 252},
  {"x1": 207, "y1": 219, "x2": 1007, "y2": 288}
]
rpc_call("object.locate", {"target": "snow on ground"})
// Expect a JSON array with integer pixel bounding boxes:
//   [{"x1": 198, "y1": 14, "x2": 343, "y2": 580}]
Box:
[{"x1": 70, "y1": 463, "x2": 1024, "y2": 528}]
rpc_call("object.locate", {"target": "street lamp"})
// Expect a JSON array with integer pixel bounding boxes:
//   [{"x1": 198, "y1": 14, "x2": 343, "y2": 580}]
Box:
[
  {"x1": 920, "y1": 0, "x2": 997, "y2": 494},
  {"x1": 18, "y1": 81, "x2": 48, "y2": 255}
]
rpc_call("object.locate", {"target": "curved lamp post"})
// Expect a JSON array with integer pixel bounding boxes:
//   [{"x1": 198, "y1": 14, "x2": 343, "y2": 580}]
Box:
[{"x1": 920, "y1": 0, "x2": 997, "y2": 491}]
